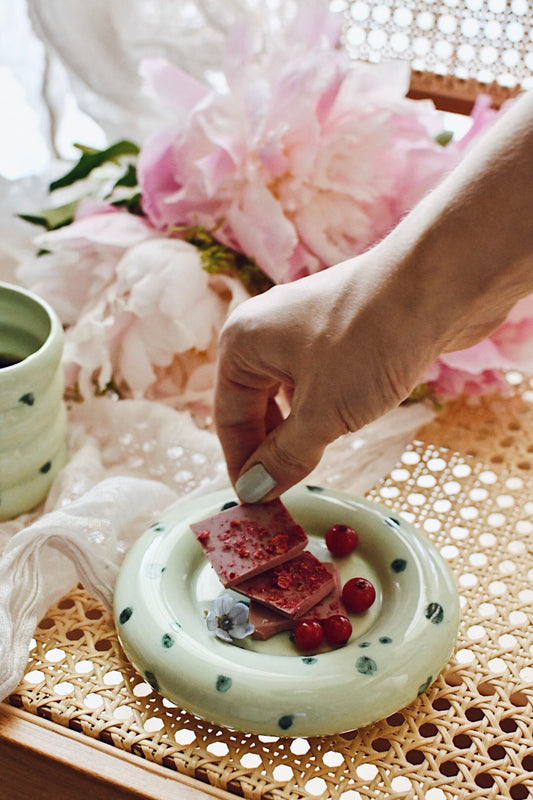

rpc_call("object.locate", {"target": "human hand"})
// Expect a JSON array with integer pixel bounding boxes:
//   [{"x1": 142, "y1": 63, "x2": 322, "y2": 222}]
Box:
[
  {"x1": 214, "y1": 249, "x2": 450, "y2": 502},
  {"x1": 215, "y1": 91, "x2": 533, "y2": 502}
]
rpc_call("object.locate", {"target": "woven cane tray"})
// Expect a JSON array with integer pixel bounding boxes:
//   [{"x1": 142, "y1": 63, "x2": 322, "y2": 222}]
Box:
[{"x1": 7, "y1": 373, "x2": 533, "y2": 799}]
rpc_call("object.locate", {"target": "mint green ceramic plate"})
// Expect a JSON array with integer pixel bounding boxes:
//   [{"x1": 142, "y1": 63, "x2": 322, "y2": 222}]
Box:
[{"x1": 114, "y1": 485, "x2": 460, "y2": 737}]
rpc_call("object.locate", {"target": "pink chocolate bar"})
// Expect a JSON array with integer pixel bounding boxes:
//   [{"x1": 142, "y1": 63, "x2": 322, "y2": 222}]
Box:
[
  {"x1": 250, "y1": 563, "x2": 346, "y2": 640},
  {"x1": 190, "y1": 498, "x2": 308, "y2": 587},
  {"x1": 306, "y1": 563, "x2": 347, "y2": 621},
  {"x1": 237, "y1": 551, "x2": 335, "y2": 618},
  {"x1": 249, "y1": 602, "x2": 293, "y2": 640}
]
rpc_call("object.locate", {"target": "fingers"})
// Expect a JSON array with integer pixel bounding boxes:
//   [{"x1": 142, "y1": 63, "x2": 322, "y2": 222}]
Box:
[
  {"x1": 215, "y1": 376, "x2": 273, "y2": 485},
  {"x1": 214, "y1": 278, "x2": 353, "y2": 500},
  {"x1": 234, "y1": 407, "x2": 337, "y2": 503},
  {"x1": 215, "y1": 299, "x2": 290, "y2": 486},
  {"x1": 265, "y1": 393, "x2": 285, "y2": 433}
]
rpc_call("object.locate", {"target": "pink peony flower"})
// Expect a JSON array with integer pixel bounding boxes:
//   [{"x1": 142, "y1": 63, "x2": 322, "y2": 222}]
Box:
[
  {"x1": 17, "y1": 210, "x2": 160, "y2": 324},
  {"x1": 425, "y1": 295, "x2": 533, "y2": 399},
  {"x1": 57, "y1": 237, "x2": 248, "y2": 414},
  {"x1": 105, "y1": 238, "x2": 248, "y2": 412},
  {"x1": 19, "y1": 212, "x2": 249, "y2": 415},
  {"x1": 18, "y1": 1, "x2": 532, "y2": 407},
  {"x1": 74, "y1": 198, "x2": 120, "y2": 220},
  {"x1": 137, "y1": 1, "x2": 494, "y2": 284}
]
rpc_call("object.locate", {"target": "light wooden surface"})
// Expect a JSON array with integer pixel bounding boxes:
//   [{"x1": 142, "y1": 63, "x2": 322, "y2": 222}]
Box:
[{"x1": 0, "y1": 704, "x2": 234, "y2": 800}]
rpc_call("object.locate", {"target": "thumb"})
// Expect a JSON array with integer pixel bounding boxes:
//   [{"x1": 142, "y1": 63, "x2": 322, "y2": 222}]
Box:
[{"x1": 234, "y1": 412, "x2": 332, "y2": 503}]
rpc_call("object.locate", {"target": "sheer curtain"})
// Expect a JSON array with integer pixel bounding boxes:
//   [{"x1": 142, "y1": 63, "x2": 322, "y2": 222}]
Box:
[
  {"x1": 1, "y1": 0, "x2": 300, "y2": 270},
  {"x1": 3, "y1": 0, "x2": 303, "y2": 170}
]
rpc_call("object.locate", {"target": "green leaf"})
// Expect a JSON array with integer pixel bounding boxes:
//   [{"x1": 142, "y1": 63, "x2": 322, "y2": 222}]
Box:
[
  {"x1": 113, "y1": 163, "x2": 138, "y2": 188},
  {"x1": 435, "y1": 130, "x2": 454, "y2": 147},
  {"x1": 49, "y1": 140, "x2": 140, "y2": 192},
  {"x1": 180, "y1": 226, "x2": 274, "y2": 296},
  {"x1": 73, "y1": 143, "x2": 100, "y2": 155},
  {"x1": 18, "y1": 199, "x2": 80, "y2": 231}
]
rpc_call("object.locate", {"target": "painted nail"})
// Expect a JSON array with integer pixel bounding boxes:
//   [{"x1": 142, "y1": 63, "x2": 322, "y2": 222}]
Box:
[{"x1": 235, "y1": 463, "x2": 277, "y2": 503}]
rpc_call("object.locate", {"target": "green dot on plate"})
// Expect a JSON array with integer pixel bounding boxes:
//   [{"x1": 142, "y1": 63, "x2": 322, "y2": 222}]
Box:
[
  {"x1": 150, "y1": 522, "x2": 165, "y2": 532},
  {"x1": 302, "y1": 656, "x2": 318, "y2": 665},
  {"x1": 417, "y1": 675, "x2": 433, "y2": 695},
  {"x1": 40, "y1": 461, "x2": 52, "y2": 474},
  {"x1": 19, "y1": 392, "x2": 34, "y2": 406},
  {"x1": 145, "y1": 670, "x2": 160, "y2": 692},
  {"x1": 306, "y1": 485, "x2": 324, "y2": 493},
  {"x1": 216, "y1": 675, "x2": 232, "y2": 693},
  {"x1": 162, "y1": 633, "x2": 174, "y2": 649},
  {"x1": 379, "y1": 636, "x2": 392, "y2": 644},
  {"x1": 391, "y1": 558, "x2": 407, "y2": 573},
  {"x1": 384, "y1": 516, "x2": 401, "y2": 529},
  {"x1": 221, "y1": 501, "x2": 238, "y2": 510},
  {"x1": 119, "y1": 607, "x2": 133, "y2": 624},
  {"x1": 425, "y1": 602, "x2": 444, "y2": 624},
  {"x1": 356, "y1": 656, "x2": 377, "y2": 676},
  {"x1": 278, "y1": 714, "x2": 294, "y2": 730}
]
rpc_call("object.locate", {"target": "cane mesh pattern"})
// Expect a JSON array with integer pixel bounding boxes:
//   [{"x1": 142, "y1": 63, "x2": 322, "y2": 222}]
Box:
[
  {"x1": 340, "y1": 0, "x2": 533, "y2": 90},
  {"x1": 7, "y1": 375, "x2": 533, "y2": 799}
]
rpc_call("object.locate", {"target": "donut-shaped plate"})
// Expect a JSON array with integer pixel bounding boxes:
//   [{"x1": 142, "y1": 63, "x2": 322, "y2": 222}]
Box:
[{"x1": 114, "y1": 485, "x2": 459, "y2": 737}]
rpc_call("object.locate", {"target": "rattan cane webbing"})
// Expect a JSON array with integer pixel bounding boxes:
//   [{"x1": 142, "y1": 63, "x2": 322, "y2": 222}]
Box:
[
  {"x1": 7, "y1": 374, "x2": 533, "y2": 800},
  {"x1": 341, "y1": 0, "x2": 533, "y2": 90},
  {"x1": 340, "y1": 0, "x2": 531, "y2": 113}
]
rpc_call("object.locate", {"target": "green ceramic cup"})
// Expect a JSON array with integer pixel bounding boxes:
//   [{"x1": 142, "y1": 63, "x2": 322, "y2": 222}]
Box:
[{"x1": 0, "y1": 282, "x2": 67, "y2": 520}]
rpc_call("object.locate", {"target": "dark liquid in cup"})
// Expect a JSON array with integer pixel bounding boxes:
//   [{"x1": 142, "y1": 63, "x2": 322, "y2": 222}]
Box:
[{"x1": 0, "y1": 352, "x2": 22, "y2": 368}]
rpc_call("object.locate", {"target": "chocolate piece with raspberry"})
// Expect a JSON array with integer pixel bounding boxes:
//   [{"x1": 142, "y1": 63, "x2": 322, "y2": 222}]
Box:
[
  {"x1": 190, "y1": 498, "x2": 308, "y2": 587},
  {"x1": 237, "y1": 551, "x2": 335, "y2": 618},
  {"x1": 305, "y1": 562, "x2": 347, "y2": 621},
  {"x1": 249, "y1": 562, "x2": 347, "y2": 640}
]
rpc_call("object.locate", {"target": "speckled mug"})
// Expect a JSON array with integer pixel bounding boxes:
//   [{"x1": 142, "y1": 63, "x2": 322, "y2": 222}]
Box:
[{"x1": 0, "y1": 282, "x2": 67, "y2": 520}]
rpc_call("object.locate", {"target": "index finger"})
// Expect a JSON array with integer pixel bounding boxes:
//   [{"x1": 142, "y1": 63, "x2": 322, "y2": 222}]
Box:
[{"x1": 215, "y1": 371, "x2": 283, "y2": 485}]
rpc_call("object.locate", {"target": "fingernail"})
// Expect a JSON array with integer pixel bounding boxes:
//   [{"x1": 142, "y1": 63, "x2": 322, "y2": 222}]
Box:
[{"x1": 235, "y1": 463, "x2": 277, "y2": 503}]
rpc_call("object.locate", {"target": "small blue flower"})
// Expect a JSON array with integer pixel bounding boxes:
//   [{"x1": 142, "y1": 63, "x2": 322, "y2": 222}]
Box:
[{"x1": 206, "y1": 593, "x2": 254, "y2": 643}]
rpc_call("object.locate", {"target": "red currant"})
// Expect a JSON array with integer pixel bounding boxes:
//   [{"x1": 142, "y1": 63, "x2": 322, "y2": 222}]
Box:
[
  {"x1": 293, "y1": 619, "x2": 324, "y2": 652},
  {"x1": 325, "y1": 524, "x2": 359, "y2": 557},
  {"x1": 322, "y1": 614, "x2": 353, "y2": 646},
  {"x1": 342, "y1": 577, "x2": 376, "y2": 613}
]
